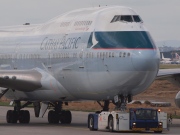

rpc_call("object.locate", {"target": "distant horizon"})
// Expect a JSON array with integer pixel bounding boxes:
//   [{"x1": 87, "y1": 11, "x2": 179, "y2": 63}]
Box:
[{"x1": 156, "y1": 40, "x2": 180, "y2": 47}]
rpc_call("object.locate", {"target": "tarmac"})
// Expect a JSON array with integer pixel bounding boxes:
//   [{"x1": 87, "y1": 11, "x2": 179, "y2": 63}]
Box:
[
  {"x1": 0, "y1": 106, "x2": 179, "y2": 135},
  {"x1": 169, "y1": 118, "x2": 180, "y2": 127}
]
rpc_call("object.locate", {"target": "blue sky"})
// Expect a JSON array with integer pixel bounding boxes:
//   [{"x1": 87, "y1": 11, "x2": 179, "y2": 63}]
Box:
[{"x1": 0, "y1": 0, "x2": 179, "y2": 41}]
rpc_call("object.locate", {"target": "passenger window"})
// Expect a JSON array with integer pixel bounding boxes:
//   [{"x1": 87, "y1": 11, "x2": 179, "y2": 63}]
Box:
[
  {"x1": 133, "y1": 15, "x2": 142, "y2": 22},
  {"x1": 109, "y1": 52, "x2": 111, "y2": 57},
  {"x1": 97, "y1": 52, "x2": 100, "y2": 58},
  {"x1": 123, "y1": 52, "x2": 126, "y2": 57},
  {"x1": 106, "y1": 52, "x2": 108, "y2": 58},
  {"x1": 121, "y1": 15, "x2": 133, "y2": 22},
  {"x1": 119, "y1": 52, "x2": 122, "y2": 57},
  {"x1": 99, "y1": 52, "x2": 101, "y2": 58},
  {"x1": 103, "y1": 52, "x2": 106, "y2": 57}
]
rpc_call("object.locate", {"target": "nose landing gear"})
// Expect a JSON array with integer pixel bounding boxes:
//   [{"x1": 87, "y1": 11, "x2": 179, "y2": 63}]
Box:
[{"x1": 113, "y1": 95, "x2": 132, "y2": 111}]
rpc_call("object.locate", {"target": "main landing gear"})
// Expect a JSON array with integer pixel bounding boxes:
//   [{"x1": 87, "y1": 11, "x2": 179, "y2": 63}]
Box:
[
  {"x1": 48, "y1": 102, "x2": 72, "y2": 124},
  {"x1": 113, "y1": 94, "x2": 132, "y2": 111},
  {"x1": 6, "y1": 101, "x2": 31, "y2": 123},
  {"x1": 97, "y1": 100, "x2": 110, "y2": 112},
  {"x1": 96, "y1": 95, "x2": 133, "y2": 112}
]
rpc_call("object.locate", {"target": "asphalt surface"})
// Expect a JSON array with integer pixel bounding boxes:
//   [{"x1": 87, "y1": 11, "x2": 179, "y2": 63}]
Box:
[{"x1": 0, "y1": 106, "x2": 179, "y2": 135}]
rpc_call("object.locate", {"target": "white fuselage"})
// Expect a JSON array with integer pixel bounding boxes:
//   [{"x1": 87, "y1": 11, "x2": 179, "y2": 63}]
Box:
[{"x1": 0, "y1": 6, "x2": 160, "y2": 101}]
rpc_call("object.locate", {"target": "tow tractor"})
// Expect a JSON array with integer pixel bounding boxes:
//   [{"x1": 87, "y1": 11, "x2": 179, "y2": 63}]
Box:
[{"x1": 88, "y1": 108, "x2": 167, "y2": 133}]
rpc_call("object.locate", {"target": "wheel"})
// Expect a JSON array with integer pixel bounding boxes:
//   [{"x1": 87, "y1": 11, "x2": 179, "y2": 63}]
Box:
[
  {"x1": 64, "y1": 111, "x2": 72, "y2": 124},
  {"x1": 6, "y1": 110, "x2": 18, "y2": 123},
  {"x1": 48, "y1": 110, "x2": 54, "y2": 123},
  {"x1": 88, "y1": 115, "x2": 95, "y2": 131},
  {"x1": 24, "y1": 110, "x2": 30, "y2": 123},
  {"x1": 154, "y1": 131, "x2": 162, "y2": 133},
  {"x1": 6, "y1": 110, "x2": 13, "y2": 123},
  {"x1": 60, "y1": 110, "x2": 72, "y2": 124},
  {"x1": 19, "y1": 110, "x2": 25, "y2": 123},
  {"x1": 48, "y1": 110, "x2": 59, "y2": 124},
  {"x1": 11, "y1": 111, "x2": 18, "y2": 123},
  {"x1": 108, "y1": 116, "x2": 114, "y2": 132},
  {"x1": 19, "y1": 110, "x2": 30, "y2": 123}
]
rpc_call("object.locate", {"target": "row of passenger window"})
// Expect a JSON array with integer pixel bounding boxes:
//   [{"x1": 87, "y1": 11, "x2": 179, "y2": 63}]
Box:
[
  {"x1": 111, "y1": 15, "x2": 142, "y2": 23},
  {"x1": 0, "y1": 52, "x2": 131, "y2": 60},
  {"x1": 0, "y1": 54, "x2": 40, "y2": 59},
  {"x1": 52, "y1": 52, "x2": 131, "y2": 58},
  {"x1": 60, "y1": 21, "x2": 92, "y2": 28},
  {"x1": 96, "y1": 52, "x2": 130, "y2": 58},
  {"x1": 60, "y1": 22, "x2": 71, "y2": 27},
  {"x1": 74, "y1": 21, "x2": 92, "y2": 26}
]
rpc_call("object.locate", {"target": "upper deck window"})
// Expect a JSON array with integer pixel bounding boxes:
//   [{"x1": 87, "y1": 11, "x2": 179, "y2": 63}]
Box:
[
  {"x1": 133, "y1": 15, "x2": 142, "y2": 22},
  {"x1": 74, "y1": 21, "x2": 92, "y2": 26},
  {"x1": 60, "y1": 22, "x2": 70, "y2": 27},
  {"x1": 110, "y1": 15, "x2": 142, "y2": 23}
]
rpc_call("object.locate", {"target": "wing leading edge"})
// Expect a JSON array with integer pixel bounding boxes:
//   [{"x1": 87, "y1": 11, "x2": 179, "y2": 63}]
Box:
[{"x1": 157, "y1": 68, "x2": 180, "y2": 79}]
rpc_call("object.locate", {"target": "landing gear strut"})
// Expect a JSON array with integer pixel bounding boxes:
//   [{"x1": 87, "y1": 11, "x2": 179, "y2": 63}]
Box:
[
  {"x1": 6, "y1": 101, "x2": 31, "y2": 124},
  {"x1": 48, "y1": 102, "x2": 72, "y2": 124},
  {"x1": 97, "y1": 100, "x2": 110, "y2": 111},
  {"x1": 113, "y1": 94, "x2": 132, "y2": 111}
]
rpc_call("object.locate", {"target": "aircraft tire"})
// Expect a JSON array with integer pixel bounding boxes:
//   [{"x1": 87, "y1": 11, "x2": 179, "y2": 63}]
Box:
[
  {"x1": 6, "y1": 110, "x2": 12, "y2": 123},
  {"x1": 88, "y1": 115, "x2": 95, "y2": 131},
  {"x1": 60, "y1": 110, "x2": 72, "y2": 124},
  {"x1": 154, "y1": 131, "x2": 162, "y2": 133},
  {"x1": 19, "y1": 110, "x2": 30, "y2": 123},
  {"x1": 12, "y1": 111, "x2": 18, "y2": 123},
  {"x1": 108, "y1": 116, "x2": 114, "y2": 132},
  {"x1": 6, "y1": 110, "x2": 18, "y2": 123},
  {"x1": 24, "y1": 110, "x2": 30, "y2": 123},
  {"x1": 48, "y1": 110, "x2": 59, "y2": 124}
]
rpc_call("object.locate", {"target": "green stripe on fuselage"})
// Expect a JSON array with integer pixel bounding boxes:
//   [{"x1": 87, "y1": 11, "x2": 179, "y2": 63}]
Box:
[{"x1": 88, "y1": 31, "x2": 156, "y2": 49}]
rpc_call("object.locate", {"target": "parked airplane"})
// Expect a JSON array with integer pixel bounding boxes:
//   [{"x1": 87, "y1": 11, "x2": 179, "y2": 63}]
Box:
[
  {"x1": 0, "y1": 6, "x2": 180, "y2": 124},
  {"x1": 161, "y1": 53, "x2": 171, "y2": 61},
  {"x1": 171, "y1": 53, "x2": 180, "y2": 64},
  {"x1": 160, "y1": 53, "x2": 171, "y2": 64}
]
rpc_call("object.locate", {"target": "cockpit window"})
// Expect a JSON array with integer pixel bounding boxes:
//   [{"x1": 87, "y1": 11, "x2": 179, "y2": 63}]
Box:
[
  {"x1": 133, "y1": 15, "x2": 142, "y2": 22},
  {"x1": 111, "y1": 15, "x2": 120, "y2": 23},
  {"x1": 120, "y1": 15, "x2": 133, "y2": 22},
  {"x1": 110, "y1": 15, "x2": 143, "y2": 23}
]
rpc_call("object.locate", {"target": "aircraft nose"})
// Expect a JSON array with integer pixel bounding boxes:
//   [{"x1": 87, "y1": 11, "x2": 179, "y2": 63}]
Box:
[
  {"x1": 175, "y1": 91, "x2": 180, "y2": 108},
  {"x1": 131, "y1": 50, "x2": 159, "y2": 71}
]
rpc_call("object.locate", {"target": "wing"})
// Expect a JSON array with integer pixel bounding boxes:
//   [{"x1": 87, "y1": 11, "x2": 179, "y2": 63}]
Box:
[
  {"x1": 157, "y1": 68, "x2": 180, "y2": 108},
  {"x1": 157, "y1": 69, "x2": 180, "y2": 79},
  {"x1": 0, "y1": 68, "x2": 42, "y2": 92}
]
